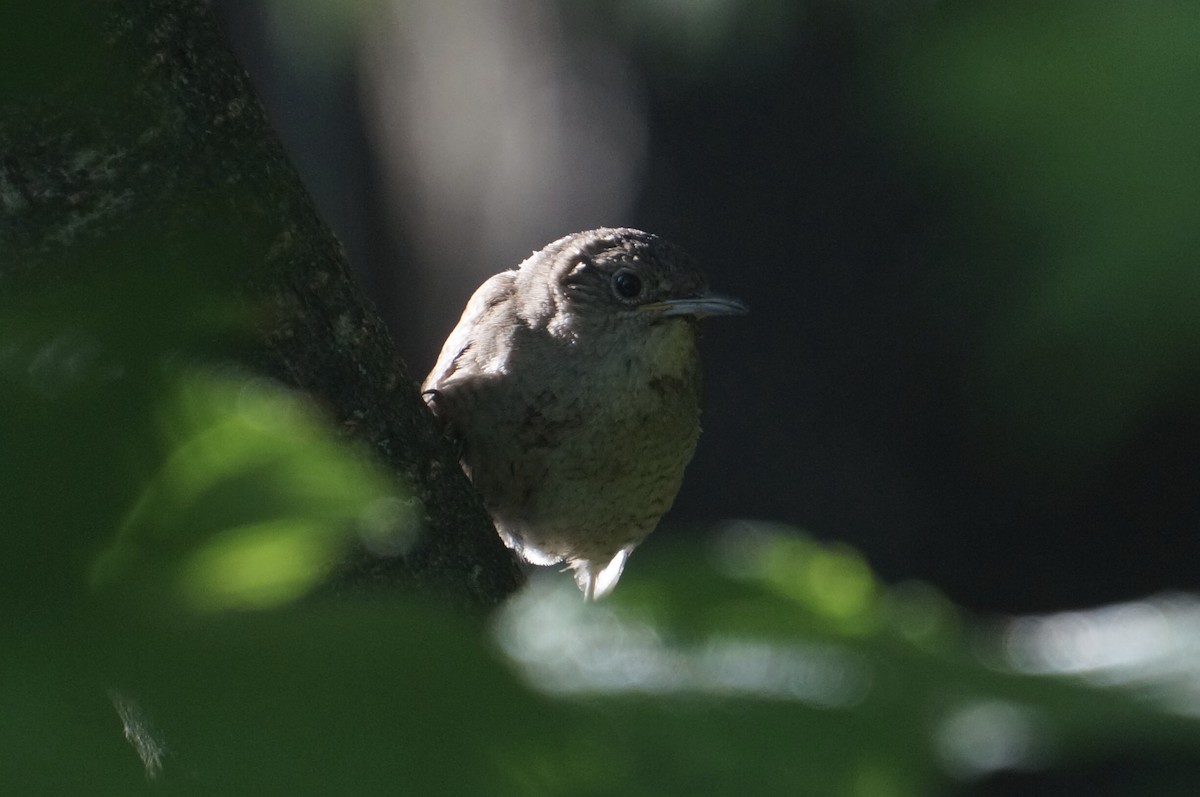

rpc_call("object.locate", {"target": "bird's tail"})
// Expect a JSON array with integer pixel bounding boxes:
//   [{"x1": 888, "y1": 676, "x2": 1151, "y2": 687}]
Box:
[{"x1": 572, "y1": 546, "x2": 634, "y2": 600}]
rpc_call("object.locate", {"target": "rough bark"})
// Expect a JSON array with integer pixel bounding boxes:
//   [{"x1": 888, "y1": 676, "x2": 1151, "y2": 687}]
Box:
[{"x1": 0, "y1": 0, "x2": 522, "y2": 606}]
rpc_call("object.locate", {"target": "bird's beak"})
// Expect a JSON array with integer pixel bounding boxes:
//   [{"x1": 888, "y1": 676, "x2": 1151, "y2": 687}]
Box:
[{"x1": 638, "y1": 293, "x2": 748, "y2": 319}]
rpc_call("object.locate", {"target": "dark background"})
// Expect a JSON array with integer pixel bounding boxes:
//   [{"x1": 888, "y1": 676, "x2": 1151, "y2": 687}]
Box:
[{"x1": 211, "y1": 0, "x2": 1200, "y2": 616}]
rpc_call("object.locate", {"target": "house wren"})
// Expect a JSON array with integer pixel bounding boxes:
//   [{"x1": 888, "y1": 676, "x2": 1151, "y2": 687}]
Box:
[{"x1": 422, "y1": 228, "x2": 746, "y2": 599}]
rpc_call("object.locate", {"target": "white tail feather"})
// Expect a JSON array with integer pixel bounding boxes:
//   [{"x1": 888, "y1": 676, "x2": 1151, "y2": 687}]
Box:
[{"x1": 572, "y1": 547, "x2": 633, "y2": 600}]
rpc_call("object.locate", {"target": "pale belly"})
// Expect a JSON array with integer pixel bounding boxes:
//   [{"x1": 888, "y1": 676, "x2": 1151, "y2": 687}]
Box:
[{"x1": 456, "y1": 328, "x2": 702, "y2": 565}]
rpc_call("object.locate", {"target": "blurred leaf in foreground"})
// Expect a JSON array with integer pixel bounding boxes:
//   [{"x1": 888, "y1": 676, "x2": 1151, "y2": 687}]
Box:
[
  {"x1": 494, "y1": 522, "x2": 1200, "y2": 795},
  {"x1": 91, "y1": 370, "x2": 417, "y2": 612},
  {"x1": 10, "y1": 505, "x2": 1200, "y2": 794}
]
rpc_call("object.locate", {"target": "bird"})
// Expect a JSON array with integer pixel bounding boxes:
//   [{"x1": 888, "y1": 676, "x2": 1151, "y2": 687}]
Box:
[{"x1": 422, "y1": 228, "x2": 746, "y2": 599}]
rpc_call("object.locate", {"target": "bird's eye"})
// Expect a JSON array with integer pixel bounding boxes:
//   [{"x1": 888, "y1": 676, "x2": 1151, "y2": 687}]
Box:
[{"x1": 611, "y1": 269, "x2": 643, "y2": 300}]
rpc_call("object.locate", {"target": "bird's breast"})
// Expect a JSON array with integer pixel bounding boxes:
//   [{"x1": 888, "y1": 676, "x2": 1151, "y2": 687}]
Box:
[{"x1": 464, "y1": 319, "x2": 702, "y2": 560}]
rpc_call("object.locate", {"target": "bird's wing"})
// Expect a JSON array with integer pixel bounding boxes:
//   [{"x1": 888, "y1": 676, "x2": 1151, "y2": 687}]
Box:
[{"x1": 421, "y1": 270, "x2": 518, "y2": 409}]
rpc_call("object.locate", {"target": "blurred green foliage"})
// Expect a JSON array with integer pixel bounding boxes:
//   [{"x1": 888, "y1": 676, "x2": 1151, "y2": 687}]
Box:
[
  {"x1": 5, "y1": 320, "x2": 1200, "y2": 796},
  {"x1": 0, "y1": 1, "x2": 111, "y2": 102},
  {"x1": 880, "y1": 0, "x2": 1200, "y2": 473},
  {"x1": 90, "y1": 373, "x2": 413, "y2": 612}
]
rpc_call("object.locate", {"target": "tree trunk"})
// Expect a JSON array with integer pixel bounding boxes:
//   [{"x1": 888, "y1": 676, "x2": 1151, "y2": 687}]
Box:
[{"x1": 0, "y1": 0, "x2": 521, "y2": 606}]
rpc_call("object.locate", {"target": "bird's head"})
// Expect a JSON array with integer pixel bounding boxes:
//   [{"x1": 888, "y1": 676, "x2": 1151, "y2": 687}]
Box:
[{"x1": 515, "y1": 227, "x2": 746, "y2": 337}]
